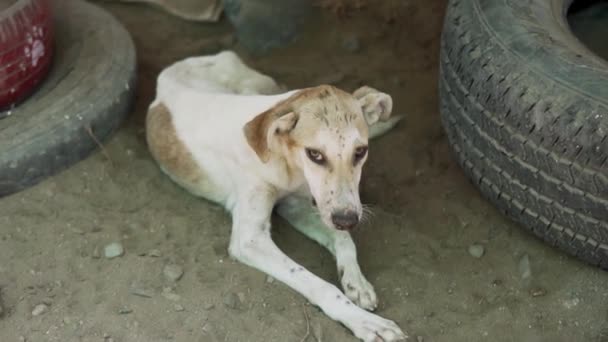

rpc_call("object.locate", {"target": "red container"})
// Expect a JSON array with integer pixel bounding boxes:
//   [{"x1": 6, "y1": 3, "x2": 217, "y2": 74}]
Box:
[{"x1": 0, "y1": 0, "x2": 53, "y2": 111}]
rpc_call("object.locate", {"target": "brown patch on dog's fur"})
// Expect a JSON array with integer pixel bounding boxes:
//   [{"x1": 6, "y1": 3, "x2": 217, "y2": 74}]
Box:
[{"x1": 146, "y1": 103, "x2": 203, "y2": 185}]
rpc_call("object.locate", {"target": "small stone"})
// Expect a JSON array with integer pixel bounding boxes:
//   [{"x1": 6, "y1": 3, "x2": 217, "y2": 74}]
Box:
[
  {"x1": 92, "y1": 246, "x2": 101, "y2": 259},
  {"x1": 130, "y1": 288, "x2": 154, "y2": 298},
  {"x1": 104, "y1": 242, "x2": 124, "y2": 259},
  {"x1": 163, "y1": 264, "x2": 184, "y2": 282},
  {"x1": 118, "y1": 307, "x2": 133, "y2": 314},
  {"x1": 148, "y1": 249, "x2": 162, "y2": 257},
  {"x1": 341, "y1": 34, "x2": 361, "y2": 53},
  {"x1": 530, "y1": 287, "x2": 547, "y2": 297},
  {"x1": 32, "y1": 303, "x2": 48, "y2": 316},
  {"x1": 266, "y1": 276, "x2": 275, "y2": 284},
  {"x1": 468, "y1": 244, "x2": 485, "y2": 258},
  {"x1": 174, "y1": 304, "x2": 185, "y2": 312},
  {"x1": 161, "y1": 290, "x2": 181, "y2": 302},
  {"x1": 563, "y1": 297, "x2": 580, "y2": 309},
  {"x1": 519, "y1": 254, "x2": 532, "y2": 280},
  {"x1": 203, "y1": 303, "x2": 215, "y2": 310},
  {"x1": 223, "y1": 292, "x2": 240, "y2": 310},
  {"x1": 237, "y1": 292, "x2": 246, "y2": 303}
]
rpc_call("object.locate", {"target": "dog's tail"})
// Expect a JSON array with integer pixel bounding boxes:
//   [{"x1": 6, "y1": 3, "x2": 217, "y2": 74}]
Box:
[{"x1": 369, "y1": 115, "x2": 403, "y2": 140}]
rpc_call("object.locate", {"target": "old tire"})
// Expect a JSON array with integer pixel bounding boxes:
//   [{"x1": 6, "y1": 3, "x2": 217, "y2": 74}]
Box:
[
  {"x1": 439, "y1": 0, "x2": 608, "y2": 268},
  {"x1": 0, "y1": 0, "x2": 136, "y2": 197}
]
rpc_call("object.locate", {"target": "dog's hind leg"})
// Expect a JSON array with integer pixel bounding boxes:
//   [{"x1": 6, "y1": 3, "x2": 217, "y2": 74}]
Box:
[
  {"x1": 368, "y1": 115, "x2": 403, "y2": 140},
  {"x1": 276, "y1": 195, "x2": 378, "y2": 311}
]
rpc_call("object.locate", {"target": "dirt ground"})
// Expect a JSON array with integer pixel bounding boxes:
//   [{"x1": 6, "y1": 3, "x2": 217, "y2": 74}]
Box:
[{"x1": 1, "y1": 1, "x2": 607, "y2": 341}]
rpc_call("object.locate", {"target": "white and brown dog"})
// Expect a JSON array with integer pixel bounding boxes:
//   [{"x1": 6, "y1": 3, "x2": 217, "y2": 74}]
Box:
[{"x1": 146, "y1": 51, "x2": 406, "y2": 341}]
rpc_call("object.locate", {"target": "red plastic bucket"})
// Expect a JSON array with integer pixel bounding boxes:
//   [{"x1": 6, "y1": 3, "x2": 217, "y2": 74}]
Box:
[{"x1": 0, "y1": 0, "x2": 53, "y2": 112}]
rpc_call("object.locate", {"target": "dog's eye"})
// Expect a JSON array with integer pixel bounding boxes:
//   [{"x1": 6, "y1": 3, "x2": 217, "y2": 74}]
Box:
[
  {"x1": 306, "y1": 148, "x2": 325, "y2": 165},
  {"x1": 354, "y1": 146, "x2": 368, "y2": 163}
]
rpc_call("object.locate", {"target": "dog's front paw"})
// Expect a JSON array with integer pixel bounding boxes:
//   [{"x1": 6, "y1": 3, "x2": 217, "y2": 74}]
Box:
[
  {"x1": 344, "y1": 308, "x2": 408, "y2": 342},
  {"x1": 341, "y1": 269, "x2": 378, "y2": 311}
]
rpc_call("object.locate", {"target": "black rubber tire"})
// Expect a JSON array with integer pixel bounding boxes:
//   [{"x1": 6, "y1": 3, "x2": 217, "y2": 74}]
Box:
[
  {"x1": 0, "y1": 0, "x2": 136, "y2": 197},
  {"x1": 439, "y1": 0, "x2": 608, "y2": 268}
]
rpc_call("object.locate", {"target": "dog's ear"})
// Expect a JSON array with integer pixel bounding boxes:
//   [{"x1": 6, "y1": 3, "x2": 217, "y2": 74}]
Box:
[
  {"x1": 244, "y1": 106, "x2": 298, "y2": 163},
  {"x1": 353, "y1": 86, "x2": 393, "y2": 126}
]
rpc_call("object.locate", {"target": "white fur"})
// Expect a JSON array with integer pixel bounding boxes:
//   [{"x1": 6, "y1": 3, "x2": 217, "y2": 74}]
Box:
[{"x1": 150, "y1": 51, "x2": 406, "y2": 341}]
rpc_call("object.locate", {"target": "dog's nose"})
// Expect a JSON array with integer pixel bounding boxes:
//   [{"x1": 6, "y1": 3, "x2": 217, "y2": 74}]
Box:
[{"x1": 331, "y1": 210, "x2": 359, "y2": 230}]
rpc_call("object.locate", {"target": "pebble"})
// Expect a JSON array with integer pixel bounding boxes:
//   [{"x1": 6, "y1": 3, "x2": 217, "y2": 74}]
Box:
[
  {"x1": 118, "y1": 307, "x2": 133, "y2": 314},
  {"x1": 341, "y1": 34, "x2": 361, "y2": 53},
  {"x1": 203, "y1": 303, "x2": 215, "y2": 310},
  {"x1": 148, "y1": 249, "x2": 162, "y2": 258},
  {"x1": 163, "y1": 264, "x2": 184, "y2": 282},
  {"x1": 130, "y1": 288, "x2": 154, "y2": 298},
  {"x1": 563, "y1": 297, "x2": 580, "y2": 309},
  {"x1": 266, "y1": 276, "x2": 275, "y2": 284},
  {"x1": 92, "y1": 246, "x2": 101, "y2": 259},
  {"x1": 104, "y1": 242, "x2": 124, "y2": 259},
  {"x1": 223, "y1": 292, "x2": 241, "y2": 310},
  {"x1": 530, "y1": 287, "x2": 547, "y2": 297},
  {"x1": 32, "y1": 303, "x2": 48, "y2": 316},
  {"x1": 174, "y1": 304, "x2": 185, "y2": 312},
  {"x1": 468, "y1": 244, "x2": 485, "y2": 258},
  {"x1": 161, "y1": 288, "x2": 181, "y2": 302},
  {"x1": 518, "y1": 254, "x2": 532, "y2": 280}
]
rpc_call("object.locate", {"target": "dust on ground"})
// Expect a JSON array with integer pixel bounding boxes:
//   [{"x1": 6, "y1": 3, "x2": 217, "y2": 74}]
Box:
[{"x1": 1, "y1": 1, "x2": 607, "y2": 341}]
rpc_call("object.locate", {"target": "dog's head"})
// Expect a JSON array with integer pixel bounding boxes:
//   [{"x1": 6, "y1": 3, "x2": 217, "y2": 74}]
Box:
[{"x1": 244, "y1": 85, "x2": 393, "y2": 231}]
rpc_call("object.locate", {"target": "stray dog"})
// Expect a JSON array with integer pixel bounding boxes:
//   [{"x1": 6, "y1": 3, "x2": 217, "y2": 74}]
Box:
[{"x1": 146, "y1": 51, "x2": 406, "y2": 341}]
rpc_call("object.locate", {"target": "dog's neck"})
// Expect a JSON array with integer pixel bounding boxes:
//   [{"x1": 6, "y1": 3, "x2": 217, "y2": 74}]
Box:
[{"x1": 262, "y1": 149, "x2": 306, "y2": 195}]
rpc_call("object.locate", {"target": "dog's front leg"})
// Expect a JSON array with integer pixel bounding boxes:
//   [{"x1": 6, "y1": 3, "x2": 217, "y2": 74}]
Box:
[
  {"x1": 228, "y1": 189, "x2": 407, "y2": 342},
  {"x1": 276, "y1": 195, "x2": 378, "y2": 311}
]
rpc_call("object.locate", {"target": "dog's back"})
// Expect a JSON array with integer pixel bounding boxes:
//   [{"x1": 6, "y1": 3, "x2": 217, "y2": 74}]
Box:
[
  {"x1": 155, "y1": 50, "x2": 282, "y2": 101},
  {"x1": 146, "y1": 51, "x2": 295, "y2": 206}
]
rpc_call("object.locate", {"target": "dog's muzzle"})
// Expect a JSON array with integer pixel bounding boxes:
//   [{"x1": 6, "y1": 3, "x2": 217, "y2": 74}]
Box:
[{"x1": 331, "y1": 210, "x2": 359, "y2": 230}]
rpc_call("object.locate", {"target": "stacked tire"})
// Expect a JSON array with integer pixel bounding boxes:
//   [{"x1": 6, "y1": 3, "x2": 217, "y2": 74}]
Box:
[
  {"x1": 0, "y1": 0, "x2": 136, "y2": 196},
  {"x1": 439, "y1": 0, "x2": 608, "y2": 268}
]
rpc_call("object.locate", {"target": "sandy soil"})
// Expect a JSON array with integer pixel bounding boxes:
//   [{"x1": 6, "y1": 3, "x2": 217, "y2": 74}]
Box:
[{"x1": 0, "y1": 1, "x2": 607, "y2": 341}]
